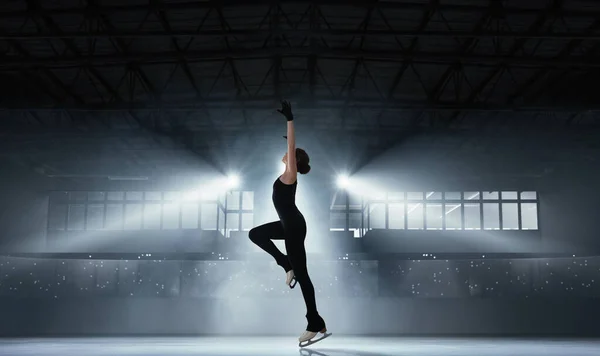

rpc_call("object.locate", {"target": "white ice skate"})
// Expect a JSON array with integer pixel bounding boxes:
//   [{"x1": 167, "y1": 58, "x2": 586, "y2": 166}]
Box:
[
  {"x1": 286, "y1": 270, "x2": 297, "y2": 289},
  {"x1": 298, "y1": 328, "x2": 332, "y2": 348}
]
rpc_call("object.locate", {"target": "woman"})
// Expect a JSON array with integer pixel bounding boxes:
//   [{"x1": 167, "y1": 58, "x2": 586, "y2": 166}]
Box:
[{"x1": 248, "y1": 100, "x2": 329, "y2": 346}]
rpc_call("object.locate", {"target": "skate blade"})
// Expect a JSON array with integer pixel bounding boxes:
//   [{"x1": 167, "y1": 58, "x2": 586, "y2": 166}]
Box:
[
  {"x1": 289, "y1": 277, "x2": 297, "y2": 289},
  {"x1": 298, "y1": 332, "x2": 332, "y2": 348}
]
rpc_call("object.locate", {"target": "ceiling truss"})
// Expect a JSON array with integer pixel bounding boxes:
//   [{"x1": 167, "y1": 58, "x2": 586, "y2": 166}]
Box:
[{"x1": 0, "y1": 0, "x2": 598, "y2": 132}]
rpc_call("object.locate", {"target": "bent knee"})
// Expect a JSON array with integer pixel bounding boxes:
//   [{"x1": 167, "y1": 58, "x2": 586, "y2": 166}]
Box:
[{"x1": 248, "y1": 228, "x2": 259, "y2": 243}]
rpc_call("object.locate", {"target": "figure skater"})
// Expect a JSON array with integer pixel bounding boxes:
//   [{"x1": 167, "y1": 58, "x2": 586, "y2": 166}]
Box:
[{"x1": 248, "y1": 100, "x2": 330, "y2": 347}]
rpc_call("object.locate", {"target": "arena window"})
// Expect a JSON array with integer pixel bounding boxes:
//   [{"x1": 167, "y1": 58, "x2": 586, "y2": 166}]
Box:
[
  {"x1": 329, "y1": 190, "x2": 539, "y2": 235},
  {"x1": 47, "y1": 190, "x2": 256, "y2": 236}
]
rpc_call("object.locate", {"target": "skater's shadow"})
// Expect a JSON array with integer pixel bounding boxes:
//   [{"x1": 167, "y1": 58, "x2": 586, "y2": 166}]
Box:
[{"x1": 300, "y1": 348, "x2": 393, "y2": 356}]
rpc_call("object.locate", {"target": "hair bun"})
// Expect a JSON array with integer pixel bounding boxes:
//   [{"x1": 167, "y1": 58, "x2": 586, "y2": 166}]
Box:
[
  {"x1": 302, "y1": 163, "x2": 311, "y2": 174},
  {"x1": 296, "y1": 161, "x2": 310, "y2": 174}
]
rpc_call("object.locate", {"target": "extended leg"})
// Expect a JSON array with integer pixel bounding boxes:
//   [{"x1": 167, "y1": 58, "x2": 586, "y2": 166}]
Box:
[
  {"x1": 249, "y1": 221, "x2": 292, "y2": 271},
  {"x1": 285, "y1": 234, "x2": 322, "y2": 329}
]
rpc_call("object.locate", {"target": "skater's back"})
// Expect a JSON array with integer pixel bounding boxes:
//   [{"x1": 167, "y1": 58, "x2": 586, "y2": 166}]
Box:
[{"x1": 273, "y1": 174, "x2": 300, "y2": 220}]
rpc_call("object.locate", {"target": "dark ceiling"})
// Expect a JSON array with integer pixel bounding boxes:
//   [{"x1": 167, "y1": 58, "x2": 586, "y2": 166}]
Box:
[{"x1": 0, "y1": 0, "x2": 599, "y2": 176}]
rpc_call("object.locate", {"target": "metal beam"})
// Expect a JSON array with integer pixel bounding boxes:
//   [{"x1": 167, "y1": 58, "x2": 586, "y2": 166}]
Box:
[
  {"x1": 89, "y1": 0, "x2": 157, "y2": 102},
  {"x1": 376, "y1": 0, "x2": 439, "y2": 126},
  {"x1": 307, "y1": 4, "x2": 318, "y2": 98},
  {"x1": 507, "y1": 18, "x2": 600, "y2": 104},
  {"x1": 383, "y1": 0, "x2": 439, "y2": 99},
  {"x1": 444, "y1": 0, "x2": 561, "y2": 124},
  {"x1": 2, "y1": 119, "x2": 599, "y2": 140},
  {"x1": 5, "y1": 98, "x2": 600, "y2": 111},
  {"x1": 0, "y1": 32, "x2": 85, "y2": 104},
  {"x1": 1, "y1": 1, "x2": 598, "y2": 18},
  {"x1": 428, "y1": 3, "x2": 494, "y2": 102},
  {"x1": 3, "y1": 29, "x2": 600, "y2": 40},
  {"x1": 154, "y1": 5, "x2": 203, "y2": 98},
  {"x1": 2, "y1": 48, "x2": 598, "y2": 69},
  {"x1": 26, "y1": 1, "x2": 116, "y2": 104},
  {"x1": 28, "y1": 5, "x2": 152, "y2": 132},
  {"x1": 271, "y1": 4, "x2": 281, "y2": 98}
]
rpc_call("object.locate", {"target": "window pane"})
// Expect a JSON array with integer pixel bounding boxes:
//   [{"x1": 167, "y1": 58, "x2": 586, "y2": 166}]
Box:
[
  {"x1": 464, "y1": 192, "x2": 480, "y2": 200},
  {"x1": 369, "y1": 191, "x2": 386, "y2": 201},
  {"x1": 363, "y1": 205, "x2": 369, "y2": 233},
  {"x1": 407, "y1": 203, "x2": 424, "y2": 229},
  {"x1": 226, "y1": 213, "x2": 240, "y2": 234},
  {"x1": 126, "y1": 192, "x2": 143, "y2": 201},
  {"x1": 445, "y1": 192, "x2": 461, "y2": 200},
  {"x1": 388, "y1": 203, "x2": 405, "y2": 229},
  {"x1": 67, "y1": 204, "x2": 85, "y2": 230},
  {"x1": 426, "y1": 192, "x2": 442, "y2": 200},
  {"x1": 426, "y1": 204, "x2": 442, "y2": 230},
  {"x1": 388, "y1": 192, "x2": 404, "y2": 201},
  {"x1": 445, "y1": 203, "x2": 462, "y2": 230},
  {"x1": 521, "y1": 191, "x2": 537, "y2": 200},
  {"x1": 48, "y1": 204, "x2": 67, "y2": 230},
  {"x1": 218, "y1": 207, "x2": 225, "y2": 235},
  {"x1": 464, "y1": 203, "x2": 481, "y2": 230},
  {"x1": 242, "y1": 191, "x2": 254, "y2": 210},
  {"x1": 124, "y1": 204, "x2": 142, "y2": 230},
  {"x1": 333, "y1": 192, "x2": 347, "y2": 208},
  {"x1": 348, "y1": 192, "x2": 362, "y2": 209},
  {"x1": 521, "y1": 203, "x2": 538, "y2": 230},
  {"x1": 50, "y1": 191, "x2": 69, "y2": 203},
  {"x1": 407, "y1": 192, "x2": 423, "y2": 200},
  {"x1": 330, "y1": 212, "x2": 346, "y2": 230},
  {"x1": 143, "y1": 204, "x2": 161, "y2": 229},
  {"x1": 227, "y1": 191, "x2": 240, "y2": 210},
  {"x1": 105, "y1": 204, "x2": 123, "y2": 230},
  {"x1": 88, "y1": 192, "x2": 105, "y2": 201},
  {"x1": 162, "y1": 204, "x2": 180, "y2": 230},
  {"x1": 501, "y1": 191, "x2": 518, "y2": 200},
  {"x1": 183, "y1": 190, "x2": 199, "y2": 201},
  {"x1": 241, "y1": 213, "x2": 254, "y2": 231},
  {"x1": 181, "y1": 204, "x2": 199, "y2": 229},
  {"x1": 502, "y1": 203, "x2": 519, "y2": 230},
  {"x1": 483, "y1": 203, "x2": 500, "y2": 230},
  {"x1": 349, "y1": 212, "x2": 361, "y2": 235},
  {"x1": 107, "y1": 191, "x2": 124, "y2": 201},
  {"x1": 164, "y1": 191, "x2": 181, "y2": 201},
  {"x1": 70, "y1": 192, "x2": 86, "y2": 201},
  {"x1": 145, "y1": 192, "x2": 162, "y2": 201},
  {"x1": 200, "y1": 190, "x2": 218, "y2": 201},
  {"x1": 369, "y1": 203, "x2": 385, "y2": 229},
  {"x1": 483, "y1": 191, "x2": 499, "y2": 200},
  {"x1": 86, "y1": 204, "x2": 104, "y2": 230},
  {"x1": 201, "y1": 203, "x2": 217, "y2": 230}
]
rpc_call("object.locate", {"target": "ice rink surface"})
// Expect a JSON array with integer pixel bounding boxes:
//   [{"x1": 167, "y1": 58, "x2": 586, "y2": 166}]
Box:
[{"x1": 0, "y1": 337, "x2": 599, "y2": 356}]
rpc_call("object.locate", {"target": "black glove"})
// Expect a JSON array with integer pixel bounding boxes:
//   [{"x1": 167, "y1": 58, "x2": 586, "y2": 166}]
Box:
[{"x1": 277, "y1": 100, "x2": 294, "y2": 121}]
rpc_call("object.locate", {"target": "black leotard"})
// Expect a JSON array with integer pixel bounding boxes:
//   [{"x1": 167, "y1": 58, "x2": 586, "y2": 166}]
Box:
[
  {"x1": 248, "y1": 175, "x2": 322, "y2": 330},
  {"x1": 272, "y1": 177, "x2": 305, "y2": 224}
]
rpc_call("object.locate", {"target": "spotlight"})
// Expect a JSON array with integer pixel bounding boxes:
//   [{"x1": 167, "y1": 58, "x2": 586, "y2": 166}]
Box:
[
  {"x1": 337, "y1": 175, "x2": 350, "y2": 189},
  {"x1": 227, "y1": 174, "x2": 240, "y2": 188}
]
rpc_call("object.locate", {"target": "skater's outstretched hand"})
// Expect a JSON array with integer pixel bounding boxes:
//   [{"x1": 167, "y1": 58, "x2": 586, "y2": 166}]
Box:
[{"x1": 277, "y1": 100, "x2": 294, "y2": 121}]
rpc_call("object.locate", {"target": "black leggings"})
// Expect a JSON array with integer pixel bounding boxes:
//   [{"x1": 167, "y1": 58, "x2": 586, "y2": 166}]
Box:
[{"x1": 249, "y1": 219, "x2": 320, "y2": 324}]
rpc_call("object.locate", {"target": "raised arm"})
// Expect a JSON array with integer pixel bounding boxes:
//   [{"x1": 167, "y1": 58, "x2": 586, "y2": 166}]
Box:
[
  {"x1": 278, "y1": 100, "x2": 297, "y2": 176},
  {"x1": 286, "y1": 120, "x2": 297, "y2": 174}
]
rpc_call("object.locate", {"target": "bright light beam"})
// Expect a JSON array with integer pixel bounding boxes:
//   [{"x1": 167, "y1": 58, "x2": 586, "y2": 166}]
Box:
[
  {"x1": 337, "y1": 175, "x2": 350, "y2": 189},
  {"x1": 227, "y1": 174, "x2": 240, "y2": 188}
]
